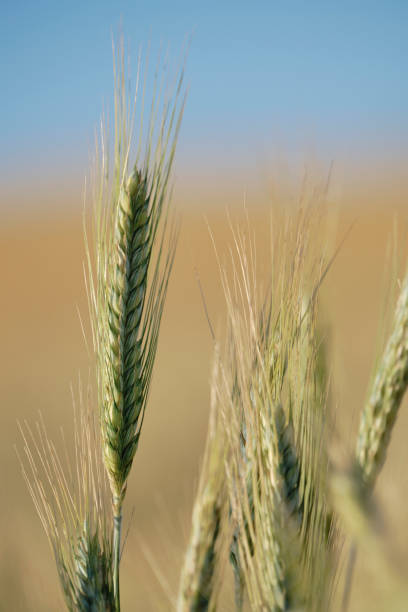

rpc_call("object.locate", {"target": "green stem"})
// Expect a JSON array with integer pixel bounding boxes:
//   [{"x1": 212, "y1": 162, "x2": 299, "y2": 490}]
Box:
[{"x1": 113, "y1": 500, "x2": 122, "y2": 612}]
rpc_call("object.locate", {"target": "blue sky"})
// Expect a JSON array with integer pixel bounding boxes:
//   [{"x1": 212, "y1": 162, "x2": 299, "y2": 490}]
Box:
[{"x1": 1, "y1": 1, "x2": 408, "y2": 187}]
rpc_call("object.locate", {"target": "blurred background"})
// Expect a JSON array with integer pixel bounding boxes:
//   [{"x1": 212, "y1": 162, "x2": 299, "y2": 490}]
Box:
[{"x1": 1, "y1": 1, "x2": 408, "y2": 610}]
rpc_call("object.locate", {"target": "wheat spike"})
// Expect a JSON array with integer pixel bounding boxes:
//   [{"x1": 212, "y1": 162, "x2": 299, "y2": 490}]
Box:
[
  {"x1": 87, "y1": 46, "x2": 185, "y2": 609},
  {"x1": 103, "y1": 169, "x2": 152, "y2": 506}
]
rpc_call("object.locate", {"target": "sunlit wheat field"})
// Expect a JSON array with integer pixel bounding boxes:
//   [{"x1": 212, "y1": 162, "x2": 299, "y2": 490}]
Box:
[
  {"x1": 1, "y1": 187, "x2": 408, "y2": 610},
  {"x1": 2, "y1": 4, "x2": 408, "y2": 609}
]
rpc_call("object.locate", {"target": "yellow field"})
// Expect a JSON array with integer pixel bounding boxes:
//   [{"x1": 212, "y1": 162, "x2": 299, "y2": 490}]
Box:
[{"x1": 1, "y1": 184, "x2": 408, "y2": 610}]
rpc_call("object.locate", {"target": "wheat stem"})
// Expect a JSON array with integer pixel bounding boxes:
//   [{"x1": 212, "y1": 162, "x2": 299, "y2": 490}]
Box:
[{"x1": 113, "y1": 499, "x2": 122, "y2": 611}]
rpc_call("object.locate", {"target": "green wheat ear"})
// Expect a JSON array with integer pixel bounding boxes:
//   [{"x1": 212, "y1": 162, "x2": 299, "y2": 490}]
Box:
[
  {"x1": 92, "y1": 59, "x2": 185, "y2": 506},
  {"x1": 103, "y1": 169, "x2": 152, "y2": 507},
  {"x1": 87, "y1": 44, "x2": 186, "y2": 608}
]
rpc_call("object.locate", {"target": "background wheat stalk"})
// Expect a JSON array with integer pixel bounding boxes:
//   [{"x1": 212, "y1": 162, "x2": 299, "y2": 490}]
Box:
[
  {"x1": 179, "y1": 202, "x2": 337, "y2": 611},
  {"x1": 356, "y1": 273, "x2": 408, "y2": 490},
  {"x1": 339, "y1": 267, "x2": 408, "y2": 610}
]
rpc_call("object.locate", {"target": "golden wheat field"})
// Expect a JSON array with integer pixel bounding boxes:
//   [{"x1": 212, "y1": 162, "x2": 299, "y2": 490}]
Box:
[{"x1": 1, "y1": 175, "x2": 408, "y2": 611}]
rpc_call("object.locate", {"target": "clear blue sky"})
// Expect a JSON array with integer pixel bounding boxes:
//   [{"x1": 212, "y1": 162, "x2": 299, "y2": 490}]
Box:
[{"x1": 1, "y1": 1, "x2": 408, "y2": 186}]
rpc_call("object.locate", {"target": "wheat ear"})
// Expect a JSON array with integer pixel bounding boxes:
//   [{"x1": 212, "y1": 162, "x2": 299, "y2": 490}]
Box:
[
  {"x1": 213, "y1": 206, "x2": 335, "y2": 611},
  {"x1": 18, "y1": 392, "x2": 114, "y2": 610},
  {"x1": 356, "y1": 273, "x2": 408, "y2": 489},
  {"x1": 87, "y1": 48, "x2": 185, "y2": 609},
  {"x1": 343, "y1": 269, "x2": 408, "y2": 607},
  {"x1": 213, "y1": 220, "x2": 300, "y2": 610}
]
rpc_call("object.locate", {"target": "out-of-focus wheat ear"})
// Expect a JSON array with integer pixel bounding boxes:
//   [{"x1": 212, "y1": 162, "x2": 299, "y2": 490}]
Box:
[
  {"x1": 356, "y1": 273, "x2": 408, "y2": 490},
  {"x1": 221, "y1": 334, "x2": 291, "y2": 610},
  {"x1": 177, "y1": 352, "x2": 226, "y2": 612},
  {"x1": 178, "y1": 504, "x2": 221, "y2": 612}
]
